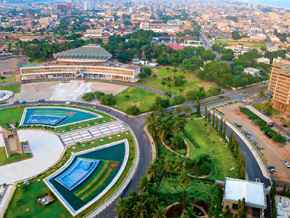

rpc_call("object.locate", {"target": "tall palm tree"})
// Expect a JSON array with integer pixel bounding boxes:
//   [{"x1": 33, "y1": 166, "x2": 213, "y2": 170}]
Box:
[
  {"x1": 115, "y1": 198, "x2": 130, "y2": 218},
  {"x1": 165, "y1": 67, "x2": 170, "y2": 74},
  {"x1": 178, "y1": 169, "x2": 191, "y2": 192},
  {"x1": 167, "y1": 84, "x2": 172, "y2": 93},
  {"x1": 152, "y1": 206, "x2": 166, "y2": 218},
  {"x1": 179, "y1": 88, "x2": 184, "y2": 95},
  {"x1": 161, "y1": 81, "x2": 166, "y2": 91},
  {"x1": 138, "y1": 176, "x2": 152, "y2": 193},
  {"x1": 133, "y1": 202, "x2": 147, "y2": 218},
  {"x1": 167, "y1": 76, "x2": 172, "y2": 84},
  {"x1": 173, "y1": 69, "x2": 178, "y2": 78},
  {"x1": 0, "y1": 76, "x2": 5, "y2": 84},
  {"x1": 146, "y1": 163, "x2": 158, "y2": 182}
]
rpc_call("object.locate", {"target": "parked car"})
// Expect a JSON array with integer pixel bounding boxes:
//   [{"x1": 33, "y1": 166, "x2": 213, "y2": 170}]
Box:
[
  {"x1": 38, "y1": 99, "x2": 45, "y2": 102},
  {"x1": 255, "y1": 178, "x2": 261, "y2": 183},
  {"x1": 284, "y1": 161, "x2": 290, "y2": 168},
  {"x1": 13, "y1": 100, "x2": 19, "y2": 104},
  {"x1": 257, "y1": 144, "x2": 265, "y2": 150},
  {"x1": 21, "y1": 101, "x2": 27, "y2": 104},
  {"x1": 270, "y1": 168, "x2": 278, "y2": 172}
]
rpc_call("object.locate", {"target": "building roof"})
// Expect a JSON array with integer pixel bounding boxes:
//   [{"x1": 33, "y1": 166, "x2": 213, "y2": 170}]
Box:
[
  {"x1": 224, "y1": 178, "x2": 267, "y2": 209},
  {"x1": 244, "y1": 67, "x2": 260, "y2": 73},
  {"x1": 166, "y1": 44, "x2": 184, "y2": 51},
  {"x1": 257, "y1": 57, "x2": 270, "y2": 62},
  {"x1": 245, "y1": 105, "x2": 273, "y2": 125},
  {"x1": 53, "y1": 44, "x2": 112, "y2": 61}
]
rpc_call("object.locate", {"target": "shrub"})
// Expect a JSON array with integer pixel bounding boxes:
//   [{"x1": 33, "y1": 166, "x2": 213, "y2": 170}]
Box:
[
  {"x1": 82, "y1": 92, "x2": 95, "y2": 101},
  {"x1": 94, "y1": 91, "x2": 105, "y2": 99},
  {"x1": 100, "y1": 94, "x2": 116, "y2": 106},
  {"x1": 174, "y1": 95, "x2": 186, "y2": 104},
  {"x1": 126, "y1": 105, "x2": 141, "y2": 115},
  {"x1": 200, "y1": 162, "x2": 212, "y2": 174}
]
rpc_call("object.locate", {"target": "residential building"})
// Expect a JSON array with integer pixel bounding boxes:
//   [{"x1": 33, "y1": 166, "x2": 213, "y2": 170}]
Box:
[
  {"x1": 244, "y1": 67, "x2": 260, "y2": 76},
  {"x1": 268, "y1": 61, "x2": 290, "y2": 111},
  {"x1": 257, "y1": 58, "x2": 271, "y2": 65}
]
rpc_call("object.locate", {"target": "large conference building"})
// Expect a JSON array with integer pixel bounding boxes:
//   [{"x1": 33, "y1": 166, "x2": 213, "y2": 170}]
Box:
[
  {"x1": 268, "y1": 60, "x2": 290, "y2": 111},
  {"x1": 20, "y1": 44, "x2": 141, "y2": 83}
]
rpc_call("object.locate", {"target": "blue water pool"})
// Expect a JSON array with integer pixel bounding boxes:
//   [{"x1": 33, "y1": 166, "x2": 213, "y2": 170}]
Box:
[
  {"x1": 56, "y1": 158, "x2": 99, "y2": 191},
  {"x1": 21, "y1": 107, "x2": 99, "y2": 127}
]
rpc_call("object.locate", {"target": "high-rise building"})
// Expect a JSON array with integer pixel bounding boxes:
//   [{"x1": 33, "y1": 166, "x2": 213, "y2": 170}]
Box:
[
  {"x1": 84, "y1": 1, "x2": 92, "y2": 11},
  {"x1": 268, "y1": 61, "x2": 290, "y2": 111}
]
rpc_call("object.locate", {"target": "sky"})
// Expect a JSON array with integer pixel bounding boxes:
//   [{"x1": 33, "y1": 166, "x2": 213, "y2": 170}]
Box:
[{"x1": 244, "y1": 0, "x2": 290, "y2": 9}]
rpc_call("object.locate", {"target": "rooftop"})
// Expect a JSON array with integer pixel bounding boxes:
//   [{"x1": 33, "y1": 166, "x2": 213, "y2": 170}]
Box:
[
  {"x1": 53, "y1": 44, "x2": 112, "y2": 61},
  {"x1": 224, "y1": 177, "x2": 267, "y2": 209}
]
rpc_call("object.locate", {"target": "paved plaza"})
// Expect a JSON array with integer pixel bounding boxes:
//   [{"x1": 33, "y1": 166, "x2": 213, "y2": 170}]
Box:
[
  {"x1": 0, "y1": 130, "x2": 64, "y2": 184},
  {"x1": 8, "y1": 80, "x2": 128, "y2": 103},
  {"x1": 60, "y1": 120, "x2": 129, "y2": 146}
]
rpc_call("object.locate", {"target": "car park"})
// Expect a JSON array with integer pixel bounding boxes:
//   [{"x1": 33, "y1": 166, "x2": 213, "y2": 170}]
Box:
[{"x1": 283, "y1": 161, "x2": 290, "y2": 168}]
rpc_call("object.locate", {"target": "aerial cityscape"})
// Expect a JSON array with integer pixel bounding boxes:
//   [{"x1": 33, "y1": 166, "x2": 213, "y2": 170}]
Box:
[{"x1": 0, "y1": 0, "x2": 289, "y2": 217}]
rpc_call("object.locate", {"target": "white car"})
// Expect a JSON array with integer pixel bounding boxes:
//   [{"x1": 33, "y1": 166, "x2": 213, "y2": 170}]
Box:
[{"x1": 284, "y1": 161, "x2": 290, "y2": 168}]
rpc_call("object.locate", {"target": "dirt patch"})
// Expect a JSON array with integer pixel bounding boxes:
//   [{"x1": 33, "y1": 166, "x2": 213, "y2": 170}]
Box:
[{"x1": 166, "y1": 203, "x2": 183, "y2": 218}]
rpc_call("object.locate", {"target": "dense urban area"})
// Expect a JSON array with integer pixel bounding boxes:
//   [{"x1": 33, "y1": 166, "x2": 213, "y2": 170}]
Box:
[{"x1": 0, "y1": 0, "x2": 289, "y2": 217}]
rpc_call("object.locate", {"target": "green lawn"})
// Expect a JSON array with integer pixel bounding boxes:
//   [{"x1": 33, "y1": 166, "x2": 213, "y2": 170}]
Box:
[
  {"x1": 0, "y1": 105, "x2": 114, "y2": 132},
  {"x1": 0, "y1": 76, "x2": 16, "y2": 84},
  {"x1": 4, "y1": 132, "x2": 136, "y2": 218},
  {"x1": 139, "y1": 67, "x2": 214, "y2": 96},
  {"x1": 253, "y1": 103, "x2": 280, "y2": 115},
  {"x1": 215, "y1": 39, "x2": 266, "y2": 48},
  {"x1": 114, "y1": 86, "x2": 170, "y2": 113},
  {"x1": 180, "y1": 119, "x2": 239, "y2": 180},
  {"x1": 0, "y1": 147, "x2": 32, "y2": 166},
  {"x1": 0, "y1": 84, "x2": 21, "y2": 93}
]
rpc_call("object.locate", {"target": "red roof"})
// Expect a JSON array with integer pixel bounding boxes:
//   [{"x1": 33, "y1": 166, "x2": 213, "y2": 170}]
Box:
[{"x1": 166, "y1": 44, "x2": 184, "y2": 51}]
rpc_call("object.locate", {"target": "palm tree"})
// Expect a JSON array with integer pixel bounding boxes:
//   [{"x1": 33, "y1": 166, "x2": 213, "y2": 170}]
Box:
[
  {"x1": 167, "y1": 76, "x2": 172, "y2": 84},
  {"x1": 146, "y1": 163, "x2": 158, "y2": 182},
  {"x1": 257, "y1": 89, "x2": 265, "y2": 98},
  {"x1": 161, "y1": 81, "x2": 166, "y2": 91},
  {"x1": 165, "y1": 67, "x2": 170, "y2": 74},
  {"x1": 152, "y1": 206, "x2": 166, "y2": 218},
  {"x1": 0, "y1": 76, "x2": 5, "y2": 84},
  {"x1": 138, "y1": 176, "x2": 152, "y2": 193},
  {"x1": 173, "y1": 69, "x2": 178, "y2": 78},
  {"x1": 179, "y1": 88, "x2": 184, "y2": 95},
  {"x1": 178, "y1": 169, "x2": 191, "y2": 192},
  {"x1": 167, "y1": 84, "x2": 172, "y2": 93},
  {"x1": 115, "y1": 198, "x2": 130, "y2": 218},
  {"x1": 133, "y1": 202, "x2": 147, "y2": 218}
]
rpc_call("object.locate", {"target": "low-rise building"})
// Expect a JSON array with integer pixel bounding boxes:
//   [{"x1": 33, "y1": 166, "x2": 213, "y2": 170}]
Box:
[
  {"x1": 257, "y1": 58, "x2": 271, "y2": 65},
  {"x1": 244, "y1": 67, "x2": 260, "y2": 76},
  {"x1": 222, "y1": 178, "x2": 267, "y2": 217}
]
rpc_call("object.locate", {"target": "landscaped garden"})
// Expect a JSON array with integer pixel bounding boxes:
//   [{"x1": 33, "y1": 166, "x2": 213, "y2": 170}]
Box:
[
  {"x1": 181, "y1": 118, "x2": 239, "y2": 180},
  {"x1": 0, "y1": 147, "x2": 32, "y2": 166},
  {"x1": 114, "y1": 86, "x2": 170, "y2": 113},
  {"x1": 253, "y1": 102, "x2": 280, "y2": 115},
  {"x1": 139, "y1": 67, "x2": 216, "y2": 96},
  {"x1": 4, "y1": 131, "x2": 136, "y2": 218}
]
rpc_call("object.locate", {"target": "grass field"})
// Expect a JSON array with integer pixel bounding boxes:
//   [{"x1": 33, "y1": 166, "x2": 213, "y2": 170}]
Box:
[
  {"x1": 0, "y1": 76, "x2": 16, "y2": 84},
  {"x1": 0, "y1": 105, "x2": 113, "y2": 132},
  {"x1": 4, "y1": 132, "x2": 136, "y2": 218},
  {"x1": 0, "y1": 84, "x2": 21, "y2": 93},
  {"x1": 0, "y1": 147, "x2": 32, "y2": 166},
  {"x1": 180, "y1": 119, "x2": 239, "y2": 180},
  {"x1": 114, "y1": 86, "x2": 170, "y2": 113},
  {"x1": 139, "y1": 67, "x2": 214, "y2": 96},
  {"x1": 253, "y1": 102, "x2": 280, "y2": 115},
  {"x1": 215, "y1": 39, "x2": 266, "y2": 48}
]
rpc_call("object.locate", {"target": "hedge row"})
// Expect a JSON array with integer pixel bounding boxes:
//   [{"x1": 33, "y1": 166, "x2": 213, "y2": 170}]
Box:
[
  {"x1": 183, "y1": 130, "x2": 201, "y2": 148},
  {"x1": 239, "y1": 107, "x2": 286, "y2": 143}
]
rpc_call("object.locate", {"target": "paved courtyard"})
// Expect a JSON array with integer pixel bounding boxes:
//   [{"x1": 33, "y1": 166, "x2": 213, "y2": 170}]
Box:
[
  {"x1": 60, "y1": 120, "x2": 129, "y2": 146},
  {"x1": 0, "y1": 58, "x2": 19, "y2": 74},
  {"x1": 0, "y1": 130, "x2": 64, "y2": 184},
  {"x1": 8, "y1": 80, "x2": 128, "y2": 103}
]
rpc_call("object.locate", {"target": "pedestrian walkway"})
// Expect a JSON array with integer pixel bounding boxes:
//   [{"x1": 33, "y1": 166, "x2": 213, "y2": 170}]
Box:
[{"x1": 60, "y1": 120, "x2": 129, "y2": 146}]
